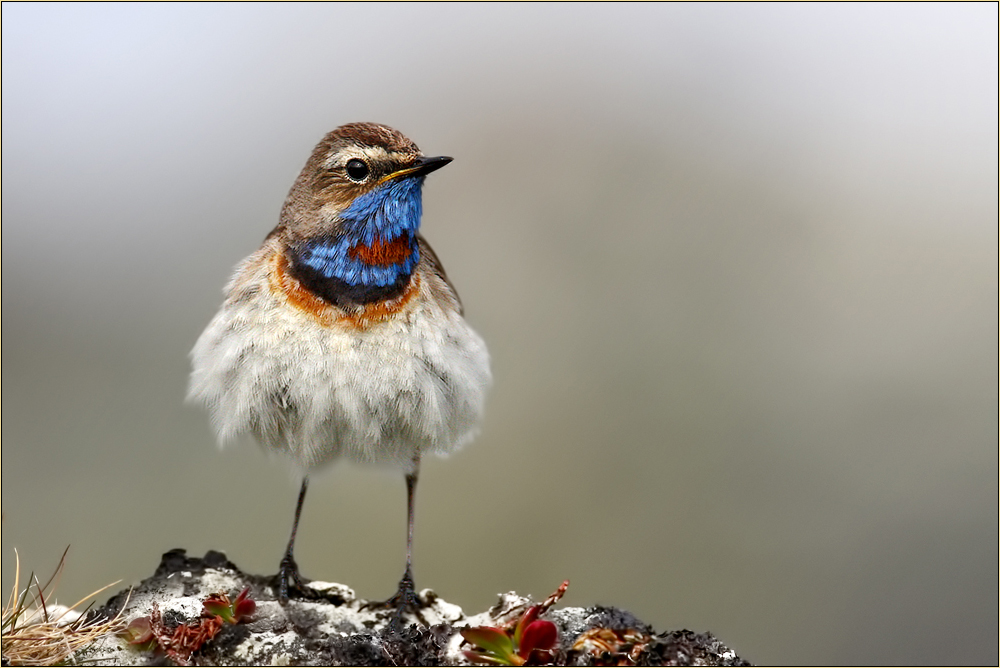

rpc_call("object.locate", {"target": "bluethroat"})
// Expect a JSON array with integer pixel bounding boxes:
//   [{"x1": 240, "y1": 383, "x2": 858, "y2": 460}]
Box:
[{"x1": 188, "y1": 122, "x2": 491, "y2": 622}]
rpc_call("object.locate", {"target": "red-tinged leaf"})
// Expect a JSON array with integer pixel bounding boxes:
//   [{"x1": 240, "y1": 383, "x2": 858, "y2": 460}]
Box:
[
  {"x1": 539, "y1": 580, "x2": 570, "y2": 613},
  {"x1": 203, "y1": 593, "x2": 229, "y2": 606},
  {"x1": 123, "y1": 616, "x2": 154, "y2": 645},
  {"x1": 234, "y1": 586, "x2": 251, "y2": 605},
  {"x1": 202, "y1": 599, "x2": 226, "y2": 615},
  {"x1": 233, "y1": 596, "x2": 256, "y2": 622},
  {"x1": 231, "y1": 587, "x2": 256, "y2": 622},
  {"x1": 518, "y1": 619, "x2": 558, "y2": 657},
  {"x1": 513, "y1": 605, "x2": 541, "y2": 649},
  {"x1": 461, "y1": 626, "x2": 515, "y2": 657},
  {"x1": 202, "y1": 599, "x2": 234, "y2": 624}
]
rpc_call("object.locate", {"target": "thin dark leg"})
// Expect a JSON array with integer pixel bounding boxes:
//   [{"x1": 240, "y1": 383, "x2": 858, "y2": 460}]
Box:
[
  {"x1": 403, "y1": 464, "x2": 418, "y2": 589},
  {"x1": 387, "y1": 453, "x2": 424, "y2": 631},
  {"x1": 277, "y1": 476, "x2": 310, "y2": 605}
]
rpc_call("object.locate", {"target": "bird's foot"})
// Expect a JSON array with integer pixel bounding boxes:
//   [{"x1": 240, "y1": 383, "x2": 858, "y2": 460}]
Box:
[
  {"x1": 274, "y1": 554, "x2": 320, "y2": 605},
  {"x1": 365, "y1": 567, "x2": 427, "y2": 634}
]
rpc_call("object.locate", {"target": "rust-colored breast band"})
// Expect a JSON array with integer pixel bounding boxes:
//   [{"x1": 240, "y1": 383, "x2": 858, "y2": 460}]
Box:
[{"x1": 269, "y1": 252, "x2": 420, "y2": 330}]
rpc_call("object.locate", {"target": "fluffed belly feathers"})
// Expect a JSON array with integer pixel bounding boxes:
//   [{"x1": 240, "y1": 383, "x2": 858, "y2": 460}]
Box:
[{"x1": 188, "y1": 246, "x2": 491, "y2": 471}]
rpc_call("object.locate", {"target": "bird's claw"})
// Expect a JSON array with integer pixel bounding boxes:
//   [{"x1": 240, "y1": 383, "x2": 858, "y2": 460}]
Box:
[
  {"x1": 275, "y1": 554, "x2": 319, "y2": 604},
  {"x1": 365, "y1": 568, "x2": 427, "y2": 633}
]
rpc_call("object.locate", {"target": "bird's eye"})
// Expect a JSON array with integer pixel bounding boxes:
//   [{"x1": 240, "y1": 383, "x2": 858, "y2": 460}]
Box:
[{"x1": 345, "y1": 158, "x2": 370, "y2": 181}]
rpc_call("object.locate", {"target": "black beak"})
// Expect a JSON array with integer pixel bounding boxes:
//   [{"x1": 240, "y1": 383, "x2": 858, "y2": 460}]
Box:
[{"x1": 412, "y1": 155, "x2": 453, "y2": 176}]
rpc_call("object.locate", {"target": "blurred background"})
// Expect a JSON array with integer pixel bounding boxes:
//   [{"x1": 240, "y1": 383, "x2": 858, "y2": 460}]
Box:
[{"x1": 2, "y1": 4, "x2": 997, "y2": 665}]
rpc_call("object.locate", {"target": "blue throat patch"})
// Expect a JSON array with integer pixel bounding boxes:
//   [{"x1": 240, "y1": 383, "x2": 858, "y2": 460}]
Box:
[
  {"x1": 297, "y1": 176, "x2": 424, "y2": 287},
  {"x1": 286, "y1": 175, "x2": 424, "y2": 307}
]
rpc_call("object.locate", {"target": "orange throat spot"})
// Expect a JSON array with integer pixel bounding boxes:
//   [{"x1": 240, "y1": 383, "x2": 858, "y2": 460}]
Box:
[{"x1": 347, "y1": 234, "x2": 413, "y2": 267}]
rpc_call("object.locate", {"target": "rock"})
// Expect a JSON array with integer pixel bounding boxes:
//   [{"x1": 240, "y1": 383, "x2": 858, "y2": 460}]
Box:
[{"x1": 77, "y1": 549, "x2": 749, "y2": 666}]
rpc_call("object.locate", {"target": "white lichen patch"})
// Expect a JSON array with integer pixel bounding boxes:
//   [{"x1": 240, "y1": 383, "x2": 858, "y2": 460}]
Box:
[
  {"x1": 307, "y1": 580, "x2": 357, "y2": 601},
  {"x1": 74, "y1": 631, "x2": 145, "y2": 667},
  {"x1": 419, "y1": 588, "x2": 466, "y2": 625},
  {"x1": 308, "y1": 599, "x2": 379, "y2": 636},
  {"x1": 195, "y1": 568, "x2": 247, "y2": 595},
  {"x1": 233, "y1": 629, "x2": 302, "y2": 660},
  {"x1": 464, "y1": 591, "x2": 531, "y2": 628},
  {"x1": 157, "y1": 591, "x2": 203, "y2": 620}
]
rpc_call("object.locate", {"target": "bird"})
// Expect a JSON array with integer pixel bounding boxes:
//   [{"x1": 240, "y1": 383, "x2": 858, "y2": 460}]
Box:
[{"x1": 187, "y1": 122, "x2": 491, "y2": 623}]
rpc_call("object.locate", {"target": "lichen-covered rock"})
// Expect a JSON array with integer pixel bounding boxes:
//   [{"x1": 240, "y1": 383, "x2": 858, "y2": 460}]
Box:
[{"x1": 77, "y1": 549, "x2": 749, "y2": 666}]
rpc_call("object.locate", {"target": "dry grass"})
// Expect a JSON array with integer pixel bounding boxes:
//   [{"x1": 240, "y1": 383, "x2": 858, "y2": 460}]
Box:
[{"x1": 2, "y1": 547, "x2": 128, "y2": 666}]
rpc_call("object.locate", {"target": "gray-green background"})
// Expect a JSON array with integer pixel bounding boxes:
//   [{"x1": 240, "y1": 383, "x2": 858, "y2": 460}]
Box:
[{"x1": 3, "y1": 4, "x2": 997, "y2": 665}]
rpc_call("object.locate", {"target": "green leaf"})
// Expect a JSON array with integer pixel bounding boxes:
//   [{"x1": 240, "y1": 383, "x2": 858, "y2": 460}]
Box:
[
  {"x1": 461, "y1": 626, "x2": 514, "y2": 657},
  {"x1": 462, "y1": 649, "x2": 510, "y2": 666}
]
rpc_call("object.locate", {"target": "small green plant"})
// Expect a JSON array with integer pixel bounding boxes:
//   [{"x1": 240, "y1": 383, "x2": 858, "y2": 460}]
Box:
[
  {"x1": 203, "y1": 586, "x2": 256, "y2": 624},
  {"x1": 121, "y1": 587, "x2": 256, "y2": 665},
  {"x1": 461, "y1": 605, "x2": 558, "y2": 666},
  {"x1": 121, "y1": 615, "x2": 156, "y2": 651},
  {"x1": 461, "y1": 580, "x2": 568, "y2": 666}
]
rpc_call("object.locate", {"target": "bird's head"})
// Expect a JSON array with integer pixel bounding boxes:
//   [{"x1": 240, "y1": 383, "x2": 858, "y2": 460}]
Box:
[{"x1": 273, "y1": 123, "x2": 451, "y2": 305}]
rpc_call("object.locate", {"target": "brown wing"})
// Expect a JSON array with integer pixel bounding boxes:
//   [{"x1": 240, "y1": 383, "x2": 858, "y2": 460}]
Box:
[{"x1": 416, "y1": 235, "x2": 463, "y2": 316}]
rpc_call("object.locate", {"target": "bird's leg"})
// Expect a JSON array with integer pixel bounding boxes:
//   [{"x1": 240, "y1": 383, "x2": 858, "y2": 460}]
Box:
[
  {"x1": 277, "y1": 476, "x2": 314, "y2": 604},
  {"x1": 369, "y1": 453, "x2": 426, "y2": 632}
]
